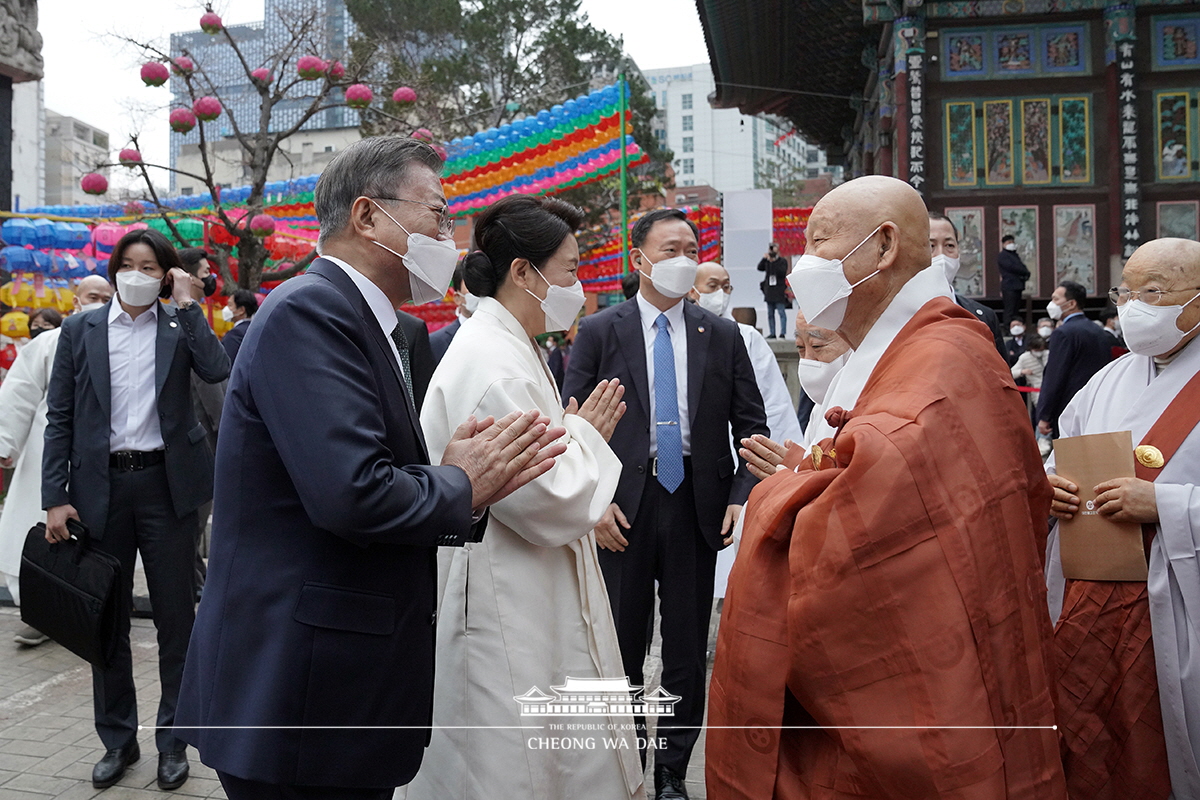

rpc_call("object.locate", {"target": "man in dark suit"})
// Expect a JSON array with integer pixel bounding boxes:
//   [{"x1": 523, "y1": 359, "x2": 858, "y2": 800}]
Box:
[
  {"x1": 929, "y1": 212, "x2": 1007, "y2": 359},
  {"x1": 563, "y1": 208, "x2": 767, "y2": 800},
  {"x1": 42, "y1": 229, "x2": 231, "y2": 790},
  {"x1": 998, "y1": 234, "x2": 1031, "y2": 324},
  {"x1": 428, "y1": 267, "x2": 474, "y2": 365},
  {"x1": 395, "y1": 309, "x2": 434, "y2": 409},
  {"x1": 220, "y1": 289, "x2": 258, "y2": 363},
  {"x1": 175, "y1": 136, "x2": 564, "y2": 800},
  {"x1": 1005, "y1": 318, "x2": 1028, "y2": 366},
  {"x1": 756, "y1": 241, "x2": 790, "y2": 338},
  {"x1": 1036, "y1": 280, "x2": 1113, "y2": 437}
]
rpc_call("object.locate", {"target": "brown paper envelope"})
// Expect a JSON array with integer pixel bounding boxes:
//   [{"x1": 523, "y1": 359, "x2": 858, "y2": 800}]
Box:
[{"x1": 1054, "y1": 430, "x2": 1149, "y2": 581}]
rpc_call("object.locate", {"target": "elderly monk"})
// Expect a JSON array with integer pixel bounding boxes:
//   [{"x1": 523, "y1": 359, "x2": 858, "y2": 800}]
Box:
[
  {"x1": 707, "y1": 175, "x2": 1065, "y2": 800},
  {"x1": 1045, "y1": 238, "x2": 1200, "y2": 800}
]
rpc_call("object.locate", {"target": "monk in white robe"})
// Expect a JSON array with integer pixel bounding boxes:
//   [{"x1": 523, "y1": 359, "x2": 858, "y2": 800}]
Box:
[
  {"x1": 1045, "y1": 238, "x2": 1200, "y2": 800},
  {"x1": 411, "y1": 195, "x2": 645, "y2": 800}
]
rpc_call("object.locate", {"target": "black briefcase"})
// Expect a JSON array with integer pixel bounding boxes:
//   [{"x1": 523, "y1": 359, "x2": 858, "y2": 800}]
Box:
[{"x1": 20, "y1": 519, "x2": 122, "y2": 668}]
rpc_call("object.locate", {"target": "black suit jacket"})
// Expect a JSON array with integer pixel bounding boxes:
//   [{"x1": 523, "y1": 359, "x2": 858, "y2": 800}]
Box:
[
  {"x1": 1035, "y1": 313, "x2": 1113, "y2": 432},
  {"x1": 998, "y1": 249, "x2": 1030, "y2": 292},
  {"x1": 428, "y1": 317, "x2": 460, "y2": 366},
  {"x1": 396, "y1": 309, "x2": 434, "y2": 410},
  {"x1": 955, "y1": 292, "x2": 1006, "y2": 360},
  {"x1": 1005, "y1": 335, "x2": 1026, "y2": 367},
  {"x1": 176, "y1": 259, "x2": 482, "y2": 788},
  {"x1": 221, "y1": 319, "x2": 249, "y2": 363},
  {"x1": 562, "y1": 297, "x2": 767, "y2": 550},
  {"x1": 42, "y1": 301, "x2": 230, "y2": 538}
]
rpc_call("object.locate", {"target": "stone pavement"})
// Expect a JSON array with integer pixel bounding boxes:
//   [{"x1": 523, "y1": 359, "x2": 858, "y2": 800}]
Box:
[{"x1": 0, "y1": 596, "x2": 716, "y2": 800}]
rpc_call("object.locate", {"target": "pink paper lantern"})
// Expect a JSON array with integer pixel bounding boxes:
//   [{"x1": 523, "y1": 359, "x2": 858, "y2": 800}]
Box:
[
  {"x1": 169, "y1": 108, "x2": 197, "y2": 134},
  {"x1": 392, "y1": 86, "x2": 417, "y2": 105},
  {"x1": 193, "y1": 96, "x2": 223, "y2": 122},
  {"x1": 118, "y1": 148, "x2": 142, "y2": 165},
  {"x1": 326, "y1": 60, "x2": 345, "y2": 80},
  {"x1": 171, "y1": 56, "x2": 195, "y2": 76},
  {"x1": 344, "y1": 84, "x2": 373, "y2": 109},
  {"x1": 297, "y1": 55, "x2": 327, "y2": 80},
  {"x1": 81, "y1": 173, "x2": 108, "y2": 195},
  {"x1": 140, "y1": 62, "x2": 169, "y2": 87},
  {"x1": 250, "y1": 67, "x2": 272, "y2": 85},
  {"x1": 249, "y1": 214, "x2": 276, "y2": 236},
  {"x1": 200, "y1": 11, "x2": 223, "y2": 34},
  {"x1": 431, "y1": 144, "x2": 447, "y2": 161},
  {"x1": 412, "y1": 128, "x2": 433, "y2": 143}
]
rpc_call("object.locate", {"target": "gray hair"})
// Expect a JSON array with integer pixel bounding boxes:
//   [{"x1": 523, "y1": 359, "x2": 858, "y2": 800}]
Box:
[{"x1": 314, "y1": 136, "x2": 444, "y2": 246}]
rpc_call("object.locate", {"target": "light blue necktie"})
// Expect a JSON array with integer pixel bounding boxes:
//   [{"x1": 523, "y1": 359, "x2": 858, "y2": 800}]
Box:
[{"x1": 654, "y1": 313, "x2": 684, "y2": 493}]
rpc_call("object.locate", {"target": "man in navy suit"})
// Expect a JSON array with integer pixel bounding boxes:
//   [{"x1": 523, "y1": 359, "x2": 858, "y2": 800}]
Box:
[
  {"x1": 428, "y1": 267, "x2": 474, "y2": 365},
  {"x1": 562, "y1": 209, "x2": 767, "y2": 800},
  {"x1": 175, "y1": 137, "x2": 565, "y2": 799},
  {"x1": 219, "y1": 289, "x2": 257, "y2": 363},
  {"x1": 1036, "y1": 280, "x2": 1112, "y2": 437}
]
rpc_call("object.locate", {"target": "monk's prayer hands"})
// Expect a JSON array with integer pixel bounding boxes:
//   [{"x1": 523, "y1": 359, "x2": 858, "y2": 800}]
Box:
[
  {"x1": 442, "y1": 410, "x2": 568, "y2": 510},
  {"x1": 720, "y1": 504, "x2": 742, "y2": 547},
  {"x1": 740, "y1": 434, "x2": 793, "y2": 481},
  {"x1": 1048, "y1": 473, "x2": 1080, "y2": 519},
  {"x1": 565, "y1": 379, "x2": 626, "y2": 442},
  {"x1": 1093, "y1": 477, "x2": 1159, "y2": 524},
  {"x1": 594, "y1": 502, "x2": 630, "y2": 552}
]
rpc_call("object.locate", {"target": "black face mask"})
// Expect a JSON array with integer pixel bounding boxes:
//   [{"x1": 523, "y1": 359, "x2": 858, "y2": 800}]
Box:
[
  {"x1": 29, "y1": 326, "x2": 50, "y2": 338},
  {"x1": 201, "y1": 274, "x2": 218, "y2": 297}
]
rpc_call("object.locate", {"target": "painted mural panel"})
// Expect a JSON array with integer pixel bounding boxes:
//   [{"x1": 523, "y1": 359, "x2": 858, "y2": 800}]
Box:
[
  {"x1": 1154, "y1": 16, "x2": 1200, "y2": 69},
  {"x1": 1158, "y1": 201, "x2": 1200, "y2": 241},
  {"x1": 1058, "y1": 97, "x2": 1090, "y2": 183},
  {"x1": 945, "y1": 32, "x2": 986, "y2": 75},
  {"x1": 999, "y1": 206, "x2": 1039, "y2": 295},
  {"x1": 945, "y1": 102, "x2": 978, "y2": 187},
  {"x1": 1054, "y1": 205, "x2": 1096, "y2": 292},
  {"x1": 946, "y1": 207, "x2": 985, "y2": 296},
  {"x1": 995, "y1": 31, "x2": 1033, "y2": 72},
  {"x1": 1043, "y1": 27, "x2": 1087, "y2": 73},
  {"x1": 1021, "y1": 99, "x2": 1051, "y2": 184},
  {"x1": 1156, "y1": 92, "x2": 1192, "y2": 180},
  {"x1": 984, "y1": 100, "x2": 1014, "y2": 184}
]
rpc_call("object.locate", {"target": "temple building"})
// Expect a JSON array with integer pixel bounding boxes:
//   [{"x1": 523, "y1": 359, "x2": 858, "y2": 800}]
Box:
[{"x1": 697, "y1": 0, "x2": 1200, "y2": 310}]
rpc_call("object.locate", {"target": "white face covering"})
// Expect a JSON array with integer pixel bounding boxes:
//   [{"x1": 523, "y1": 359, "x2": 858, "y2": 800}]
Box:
[
  {"x1": 796, "y1": 351, "x2": 849, "y2": 405},
  {"x1": 930, "y1": 253, "x2": 961, "y2": 286},
  {"x1": 372, "y1": 202, "x2": 460, "y2": 305},
  {"x1": 524, "y1": 264, "x2": 585, "y2": 332},
  {"x1": 462, "y1": 292, "x2": 480, "y2": 314},
  {"x1": 1046, "y1": 300, "x2": 1064, "y2": 321},
  {"x1": 1038, "y1": 325, "x2": 1054, "y2": 338},
  {"x1": 789, "y1": 225, "x2": 882, "y2": 330},
  {"x1": 638, "y1": 252, "x2": 699, "y2": 299},
  {"x1": 1010, "y1": 325, "x2": 1025, "y2": 337},
  {"x1": 116, "y1": 270, "x2": 163, "y2": 307},
  {"x1": 1117, "y1": 291, "x2": 1200, "y2": 356},
  {"x1": 696, "y1": 288, "x2": 732, "y2": 317},
  {"x1": 1005, "y1": 243, "x2": 1018, "y2": 251},
  {"x1": 77, "y1": 301, "x2": 105, "y2": 313},
  {"x1": 221, "y1": 305, "x2": 235, "y2": 322}
]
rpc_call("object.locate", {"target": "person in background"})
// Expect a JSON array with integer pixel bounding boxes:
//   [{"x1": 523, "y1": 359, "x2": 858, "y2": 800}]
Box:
[
  {"x1": 1, "y1": 275, "x2": 112, "y2": 647},
  {"x1": 621, "y1": 270, "x2": 640, "y2": 301},
  {"x1": 1036, "y1": 316, "x2": 1055, "y2": 340},
  {"x1": 28, "y1": 308, "x2": 62, "y2": 337},
  {"x1": 998, "y1": 233, "x2": 1031, "y2": 324},
  {"x1": 1006, "y1": 318, "x2": 1027, "y2": 366},
  {"x1": 929, "y1": 211, "x2": 1006, "y2": 359},
  {"x1": 1010, "y1": 331, "x2": 1047, "y2": 422},
  {"x1": 429, "y1": 266, "x2": 476, "y2": 365},
  {"x1": 1035, "y1": 280, "x2": 1112, "y2": 438},
  {"x1": 757, "y1": 241, "x2": 790, "y2": 338},
  {"x1": 220, "y1": 289, "x2": 258, "y2": 363},
  {"x1": 1099, "y1": 306, "x2": 1125, "y2": 346},
  {"x1": 42, "y1": 229, "x2": 230, "y2": 790},
  {"x1": 543, "y1": 333, "x2": 567, "y2": 391}
]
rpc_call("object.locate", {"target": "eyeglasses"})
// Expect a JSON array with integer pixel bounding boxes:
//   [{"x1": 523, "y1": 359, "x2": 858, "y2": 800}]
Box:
[
  {"x1": 1108, "y1": 286, "x2": 1200, "y2": 306},
  {"x1": 373, "y1": 197, "x2": 454, "y2": 236}
]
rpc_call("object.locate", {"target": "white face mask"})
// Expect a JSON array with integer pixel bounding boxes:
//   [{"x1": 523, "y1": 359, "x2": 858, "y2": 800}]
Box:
[
  {"x1": 221, "y1": 305, "x2": 235, "y2": 322},
  {"x1": 789, "y1": 225, "x2": 882, "y2": 331},
  {"x1": 696, "y1": 288, "x2": 731, "y2": 317},
  {"x1": 1005, "y1": 243, "x2": 1018, "y2": 251},
  {"x1": 77, "y1": 301, "x2": 105, "y2": 313},
  {"x1": 372, "y1": 201, "x2": 460, "y2": 306},
  {"x1": 796, "y1": 351, "x2": 849, "y2": 405},
  {"x1": 1010, "y1": 325, "x2": 1025, "y2": 337},
  {"x1": 1046, "y1": 300, "x2": 1064, "y2": 321},
  {"x1": 524, "y1": 264, "x2": 585, "y2": 332},
  {"x1": 930, "y1": 253, "x2": 961, "y2": 286},
  {"x1": 638, "y1": 252, "x2": 699, "y2": 299},
  {"x1": 1117, "y1": 292, "x2": 1200, "y2": 357},
  {"x1": 116, "y1": 270, "x2": 163, "y2": 307},
  {"x1": 1038, "y1": 326, "x2": 1054, "y2": 338},
  {"x1": 462, "y1": 292, "x2": 480, "y2": 314}
]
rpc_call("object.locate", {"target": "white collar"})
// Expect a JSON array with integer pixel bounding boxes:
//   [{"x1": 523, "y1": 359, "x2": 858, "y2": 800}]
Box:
[
  {"x1": 635, "y1": 291, "x2": 685, "y2": 333},
  {"x1": 322, "y1": 255, "x2": 399, "y2": 337},
  {"x1": 108, "y1": 298, "x2": 160, "y2": 324}
]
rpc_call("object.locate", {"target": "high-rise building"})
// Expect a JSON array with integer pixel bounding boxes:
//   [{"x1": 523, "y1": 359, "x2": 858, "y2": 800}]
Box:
[
  {"x1": 44, "y1": 111, "x2": 108, "y2": 206},
  {"x1": 169, "y1": 0, "x2": 360, "y2": 192},
  {"x1": 644, "y1": 63, "x2": 839, "y2": 193}
]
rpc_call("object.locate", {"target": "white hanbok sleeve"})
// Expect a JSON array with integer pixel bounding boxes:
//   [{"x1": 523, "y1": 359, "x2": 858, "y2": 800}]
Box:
[
  {"x1": 474, "y1": 377, "x2": 621, "y2": 548},
  {"x1": 742, "y1": 326, "x2": 803, "y2": 444},
  {"x1": 0, "y1": 334, "x2": 52, "y2": 460}
]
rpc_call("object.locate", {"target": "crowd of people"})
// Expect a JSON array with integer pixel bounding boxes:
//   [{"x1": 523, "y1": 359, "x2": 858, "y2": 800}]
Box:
[{"x1": 0, "y1": 136, "x2": 1195, "y2": 800}]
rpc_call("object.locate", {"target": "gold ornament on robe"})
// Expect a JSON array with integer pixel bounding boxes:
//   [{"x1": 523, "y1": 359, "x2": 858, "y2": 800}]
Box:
[
  {"x1": 1134, "y1": 444, "x2": 1164, "y2": 469},
  {"x1": 811, "y1": 444, "x2": 837, "y2": 471}
]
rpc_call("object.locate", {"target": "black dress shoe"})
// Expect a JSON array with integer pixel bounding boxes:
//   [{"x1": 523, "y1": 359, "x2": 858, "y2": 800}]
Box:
[
  {"x1": 158, "y1": 750, "x2": 190, "y2": 790},
  {"x1": 92, "y1": 741, "x2": 140, "y2": 789},
  {"x1": 654, "y1": 763, "x2": 689, "y2": 800}
]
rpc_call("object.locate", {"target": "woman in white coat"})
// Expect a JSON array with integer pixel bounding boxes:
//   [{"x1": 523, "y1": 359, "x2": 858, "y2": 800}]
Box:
[{"x1": 411, "y1": 195, "x2": 645, "y2": 800}]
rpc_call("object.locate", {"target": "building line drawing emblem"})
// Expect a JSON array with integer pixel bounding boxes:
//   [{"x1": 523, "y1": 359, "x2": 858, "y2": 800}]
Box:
[{"x1": 514, "y1": 678, "x2": 681, "y2": 717}]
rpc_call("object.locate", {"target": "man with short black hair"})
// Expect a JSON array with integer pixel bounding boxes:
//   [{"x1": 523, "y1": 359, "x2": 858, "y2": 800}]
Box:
[
  {"x1": 999, "y1": 233, "x2": 1031, "y2": 324},
  {"x1": 1035, "y1": 280, "x2": 1112, "y2": 437},
  {"x1": 221, "y1": 289, "x2": 258, "y2": 363},
  {"x1": 429, "y1": 266, "x2": 474, "y2": 365}
]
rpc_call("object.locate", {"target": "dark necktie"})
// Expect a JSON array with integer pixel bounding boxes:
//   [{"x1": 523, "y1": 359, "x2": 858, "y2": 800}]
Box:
[
  {"x1": 389, "y1": 317, "x2": 415, "y2": 406},
  {"x1": 654, "y1": 313, "x2": 684, "y2": 493}
]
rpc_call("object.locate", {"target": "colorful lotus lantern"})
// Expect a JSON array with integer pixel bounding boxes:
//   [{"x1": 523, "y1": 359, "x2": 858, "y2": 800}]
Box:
[
  {"x1": 431, "y1": 144, "x2": 448, "y2": 161},
  {"x1": 249, "y1": 214, "x2": 276, "y2": 236},
  {"x1": 140, "y1": 62, "x2": 170, "y2": 87},
  {"x1": 412, "y1": 128, "x2": 433, "y2": 143},
  {"x1": 193, "y1": 96, "x2": 223, "y2": 122},
  {"x1": 345, "y1": 84, "x2": 372, "y2": 109},
  {"x1": 200, "y1": 10, "x2": 223, "y2": 34},
  {"x1": 297, "y1": 56, "x2": 327, "y2": 80},
  {"x1": 392, "y1": 86, "x2": 416, "y2": 105},
  {"x1": 81, "y1": 172, "x2": 108, "y2": 195},
  {"x1": 118, "y1": 148, "x2": 142, "y2": 165},
  {"x1": 251, "y1": 68, "x2": 272, "y2": 85},
  {"x1": 169, "y1": 108, "x2": 197, "y2": 133},
  {"x1": 326, "y1": 60, "x2": 345, "y2": 80},
  {"x1": 171, "y1": 56, "x2": 195, "y2": 76},
  {"x1": 124, "y1": 200, "x2": 146, "y2": 216}
]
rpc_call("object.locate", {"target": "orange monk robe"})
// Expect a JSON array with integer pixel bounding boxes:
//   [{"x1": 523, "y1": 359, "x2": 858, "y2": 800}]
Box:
[{"x1": 707, "y1": 298, "x2": 1065, "y2": 800}]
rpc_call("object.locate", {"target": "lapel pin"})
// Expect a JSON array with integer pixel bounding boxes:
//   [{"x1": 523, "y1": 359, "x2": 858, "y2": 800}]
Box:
[
  {"x1": 169, "y1": 322, "x2": 178, "y2": 328},
  {"x1": 698, "y1": 326, "x2": 705, "y2": 333}
]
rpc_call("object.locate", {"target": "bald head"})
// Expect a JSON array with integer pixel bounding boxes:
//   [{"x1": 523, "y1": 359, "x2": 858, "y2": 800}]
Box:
[
  {"x1": 73, "y1": 275, "x2": 114, "y2": 311},
  {"x1": 694, "y1": 261, "x2": 730, "y2": 289},
  {"x1": 1121, "y1": 238, "x2": 1200, "y2": 357},
  {"x1": 801, "y1": 176, "x2": 931, "y2": 348}
]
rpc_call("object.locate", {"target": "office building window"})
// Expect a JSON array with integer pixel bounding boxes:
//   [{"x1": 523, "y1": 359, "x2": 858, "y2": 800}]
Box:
[
  {"x1": 682, "y1": 136, "x2": 694, "y2": 153},
  {"x1": 682, "y1": 179, "x2": 695, "y2": 186},
  {"x1": 682, "y1": 115, "x2": 693, "y2": 131},
  {"x1": 654, "y1": 129, "x2": 666, "y2": 142},
  {"x1": 681, "y1": 158, "x2": 694, "y2": 174},
  {"x1": 682, "y1": 93, "x2": 693, "y2": 110}
]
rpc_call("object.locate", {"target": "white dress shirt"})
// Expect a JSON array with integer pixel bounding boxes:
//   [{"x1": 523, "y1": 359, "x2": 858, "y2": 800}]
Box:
[
  {"x1": 108, "y1": 300, "x2": 165, "y2": 452},
  {"x1": 322, "y1": 255, "x2": 409, "y2": 387},
  {"x1": 635, "y1": 292, "x2": 690, "y2": 456}
]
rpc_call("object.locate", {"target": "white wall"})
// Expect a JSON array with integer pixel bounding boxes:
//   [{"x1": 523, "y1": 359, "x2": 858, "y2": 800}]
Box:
[
  {"x1": 722, "y1": 189, "x2": 777, "y2": 330},
  {"x1": 12, "y1": 81, "x2": 44, "y2": 211}
]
